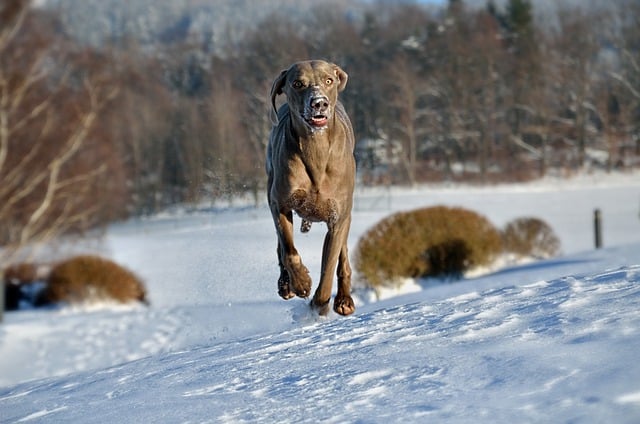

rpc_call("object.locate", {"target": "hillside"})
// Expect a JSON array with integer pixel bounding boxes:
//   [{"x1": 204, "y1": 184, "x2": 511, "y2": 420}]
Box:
[
  {"x1": 1, "y1": 255, "x2": 640, "y2": 422},
  {"x1": 0, "y1": 173, "x2": 639, "y2": 421}
]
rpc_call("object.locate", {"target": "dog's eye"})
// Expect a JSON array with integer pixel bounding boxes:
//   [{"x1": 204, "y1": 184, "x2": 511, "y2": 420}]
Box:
[
  {"x1": 325, "y1": 78, "x2": 333, "y2": 86},
  {"x1": 292, "y1": 80, "x2": 304, "y2": 89}
]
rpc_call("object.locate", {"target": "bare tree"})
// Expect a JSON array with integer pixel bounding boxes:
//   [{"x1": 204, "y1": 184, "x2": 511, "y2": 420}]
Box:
[
  {"x1": 551, "y1": 7, "x2": 601, "y2": 170},
  {"x1": 384, "y1": 56, "x2": 433, "y2": 186},
  {"x1": 0, "y1": 2, "x2": 120, "y2": 263},
  {"x1": 609, "y1": 0, "x2": 640, "y2": 162}
]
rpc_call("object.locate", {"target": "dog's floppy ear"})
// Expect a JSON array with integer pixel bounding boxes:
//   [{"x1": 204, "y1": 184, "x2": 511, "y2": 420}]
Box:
[
  {"x1": 332, "y1": 64, "x2": 348, "y2": 92},
  {"x1": 270, "y1": 68, "x2": 288, "y2": 118}
]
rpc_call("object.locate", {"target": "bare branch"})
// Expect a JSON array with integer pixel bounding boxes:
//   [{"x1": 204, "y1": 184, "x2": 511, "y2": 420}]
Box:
[
  {"x1": 610, "y1": 71, "x2": 640, "y2": 101},
  {"x1": 18, "y1": 78, "x2": 113, "y2": 245},
  {"x1": 20, "y1": 120, "x2": 98, "y2": 241},
  {"x1": 623, "y1": 50, "x2": 640, "y2": 75},
  {"x1": 9, "y1": 56, "x2": 49, "y2": 113},
  {"x1": 510, "y1": 135, "x2": 542, "y2": 158},
  {"x1": 0, "y1": 0, "x2": 30, "y2": 52},
  {"x1": 0, "y1": 74, "x2": 9, "y2": 174}
]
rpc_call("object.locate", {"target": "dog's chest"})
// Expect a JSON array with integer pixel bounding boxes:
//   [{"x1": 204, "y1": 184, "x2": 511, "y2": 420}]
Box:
[{"x1": 286, "y1": 188, "x2": 339, "y2": 225}]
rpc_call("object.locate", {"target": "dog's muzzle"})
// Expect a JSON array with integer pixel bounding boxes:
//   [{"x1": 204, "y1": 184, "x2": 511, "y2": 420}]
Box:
[{"x1": 305, "y1": 95, "x2": 331, "y2": 129}]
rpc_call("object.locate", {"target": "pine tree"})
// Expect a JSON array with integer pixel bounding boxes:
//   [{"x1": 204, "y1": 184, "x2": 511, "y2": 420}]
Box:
[{"x1": 506, "y1": 0, "x2": 534, "y2": 51}]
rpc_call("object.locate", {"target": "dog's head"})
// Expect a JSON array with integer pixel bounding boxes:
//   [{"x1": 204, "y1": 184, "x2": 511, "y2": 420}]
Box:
[{"x1": 270, "y1": 60, "x2": 348, "y2": 131}]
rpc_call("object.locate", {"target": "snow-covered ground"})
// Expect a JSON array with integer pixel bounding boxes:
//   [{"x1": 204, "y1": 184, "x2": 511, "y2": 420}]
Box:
[{"x1": 1, "y1": 172, "x2": 640, "y2": 422}]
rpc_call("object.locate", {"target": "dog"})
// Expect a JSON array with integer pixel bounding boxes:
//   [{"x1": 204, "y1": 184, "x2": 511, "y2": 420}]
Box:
[{"x1": 266, "y1": 60, "x2": 356, "y2": 316}]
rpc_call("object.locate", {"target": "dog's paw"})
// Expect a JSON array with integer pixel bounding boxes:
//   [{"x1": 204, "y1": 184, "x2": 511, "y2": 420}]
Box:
[
  {"x1": 333, "y1": 295, "x2": 355, "y2": 316},
  {"x1": 277, "y1": 273, "x2": 295, "y2": 300},
  {"x1": 289, "y1": 264, "x2": 312, "y2": 298},
  {"x1": 278, "y1": 285, "x2": 295, "y2": 300}
]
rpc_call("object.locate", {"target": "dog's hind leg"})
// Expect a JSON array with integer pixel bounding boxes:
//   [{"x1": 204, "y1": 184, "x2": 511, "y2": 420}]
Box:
[
  {"x1": 311, "y1": 216, "x2": 354, "y2": 315},
  {"x1": 333, "y1": 243, "x2": 355, "y2": 315}
]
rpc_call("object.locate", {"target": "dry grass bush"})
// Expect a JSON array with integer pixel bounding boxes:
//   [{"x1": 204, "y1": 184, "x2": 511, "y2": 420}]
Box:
[
  {"x1": 3, "y1": 263, "x2": 38, "y2": 284},
  {"x1": 38, "y1": 255, "x2": 148, "y2": 306},
  {"x1": 354, "y1": 206, "x2": 503, "y2": 288},
  {"x1": 502, "y1": 217, "x2": 561, "y2": 259}
]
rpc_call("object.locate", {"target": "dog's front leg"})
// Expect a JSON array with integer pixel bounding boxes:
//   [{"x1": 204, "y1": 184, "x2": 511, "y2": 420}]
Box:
[{"x1": 274, "y1": 208, "x2": 312, "y2": 298}]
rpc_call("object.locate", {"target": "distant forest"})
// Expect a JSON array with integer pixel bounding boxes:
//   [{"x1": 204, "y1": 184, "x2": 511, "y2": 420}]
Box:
[{"x1": 0, "y1": 0, "x2": 639, "y2": 256}]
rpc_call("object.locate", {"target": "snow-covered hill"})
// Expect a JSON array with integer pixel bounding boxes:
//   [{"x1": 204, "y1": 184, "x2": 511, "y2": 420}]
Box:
[
  {"x1": 2, "y1": 259, "x2": 640, "y2": 422},
  {"x1": 1, "y1": 173, "x2": 640, "y2": 422}
]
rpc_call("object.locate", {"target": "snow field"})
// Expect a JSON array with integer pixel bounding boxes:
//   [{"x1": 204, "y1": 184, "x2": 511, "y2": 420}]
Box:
[{"x1": 1, "y1": 172, "x2": 640, "y2": 422}]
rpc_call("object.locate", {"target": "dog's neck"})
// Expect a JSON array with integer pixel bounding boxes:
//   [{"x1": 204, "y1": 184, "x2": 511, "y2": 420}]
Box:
[{"x1": 285, "y1": 115, "x2": 338, "y2": 187}]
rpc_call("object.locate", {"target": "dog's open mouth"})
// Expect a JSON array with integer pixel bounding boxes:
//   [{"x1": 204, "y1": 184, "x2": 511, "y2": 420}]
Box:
[{"x1": 308, "y1": 115, "x2": 329, "y2": 128}]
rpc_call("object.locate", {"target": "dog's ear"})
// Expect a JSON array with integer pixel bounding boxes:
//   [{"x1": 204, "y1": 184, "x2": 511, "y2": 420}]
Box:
[
  {"x1": 270, "y1": 68, "x2": 288, "y2": 118},
  {"x1": 332, "y1": 64, "x2": 348, "y2": 92}
]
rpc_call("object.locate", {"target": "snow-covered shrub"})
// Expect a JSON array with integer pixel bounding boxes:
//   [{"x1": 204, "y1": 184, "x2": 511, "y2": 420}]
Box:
[
  {"x1": 502, "y1": 217, "x2": 561, "y2": 259},
  {"x1": 37, "y1": 255, "x2": 148, "y2": 306},
  {"x1": 354, "y1": 206, "x2": 503, "y2": 288}
]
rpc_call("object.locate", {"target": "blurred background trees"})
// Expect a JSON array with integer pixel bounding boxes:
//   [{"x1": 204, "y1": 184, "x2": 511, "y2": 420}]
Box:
[
  {"x1": 1, "y1": 0, "x2": 639, "y2": 255},
  {"x1": 0, "y1": 0, "x2": 127, "y2": 261}
]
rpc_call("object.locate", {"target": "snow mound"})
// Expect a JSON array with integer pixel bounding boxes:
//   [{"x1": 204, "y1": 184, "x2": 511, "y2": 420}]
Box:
[{"x1": 2, "y1": 265, "x2": 640, "y2": 423}]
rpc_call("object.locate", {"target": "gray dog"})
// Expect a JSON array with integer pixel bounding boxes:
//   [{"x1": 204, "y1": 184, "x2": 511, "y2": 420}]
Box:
[{"x1": 266, "y1": 60, "x2": 356, "y2": 316}]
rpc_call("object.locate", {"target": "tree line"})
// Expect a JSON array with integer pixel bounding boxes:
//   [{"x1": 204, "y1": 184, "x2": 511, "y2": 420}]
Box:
[{"x1": 1, "y1": 0, "x2": 638, "y2": 258}]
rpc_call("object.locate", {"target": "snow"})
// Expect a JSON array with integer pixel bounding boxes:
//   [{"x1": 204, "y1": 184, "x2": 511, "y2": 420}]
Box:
[{"x1": 1, "y1": 171, "x2": 640, "y2": 422}]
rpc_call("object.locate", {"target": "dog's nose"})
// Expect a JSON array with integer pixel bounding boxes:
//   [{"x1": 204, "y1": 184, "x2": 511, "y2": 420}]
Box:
[{"x1": 310, "y1": 96, "x2": 329, "y2": 113}]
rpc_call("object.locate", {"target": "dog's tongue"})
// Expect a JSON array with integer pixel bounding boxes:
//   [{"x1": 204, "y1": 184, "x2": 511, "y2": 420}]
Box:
[{"x1": 311, "y1": 116, "x2": 328, "y2": 127}]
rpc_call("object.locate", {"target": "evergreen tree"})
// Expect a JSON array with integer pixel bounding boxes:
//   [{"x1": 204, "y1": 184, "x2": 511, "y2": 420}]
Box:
[{"x1": 507, "y1": 0, "x2": 534, "y2": 40}]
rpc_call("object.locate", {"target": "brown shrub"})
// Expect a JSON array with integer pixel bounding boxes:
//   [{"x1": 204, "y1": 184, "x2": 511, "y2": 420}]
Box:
[
  {"x1": 354, "y1": 206, "x2": 503, "y2": 287},
  {"x1": 502, "y1": 217, "x2": 561, "y2": 259},
  {"x1": 38, "y1": 255, "x2": 148, "y2": 306},
  {"x1": 3, "y1": 263, "x2": 38, "y2": 284}
]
